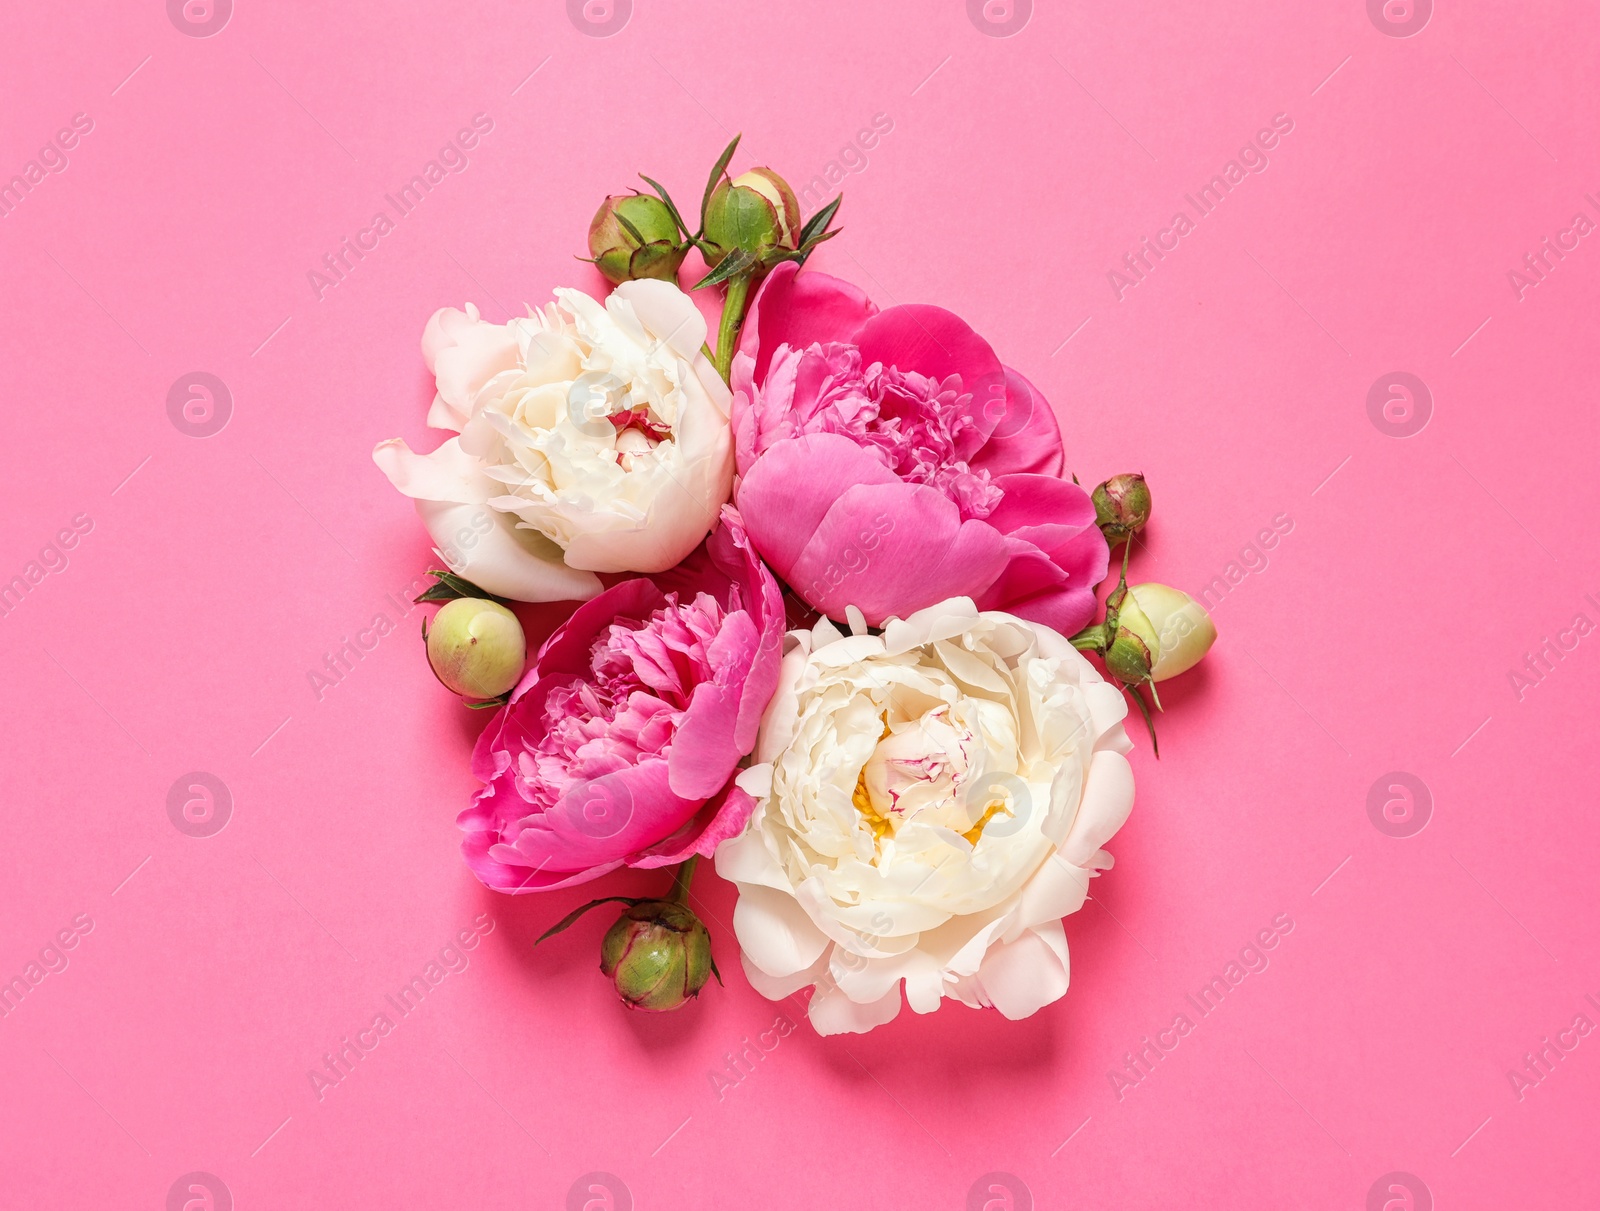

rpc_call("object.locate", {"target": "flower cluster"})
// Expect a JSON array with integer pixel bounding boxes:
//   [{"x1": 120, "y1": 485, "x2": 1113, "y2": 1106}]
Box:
[{"x1": 374, "y1": 137, "x2": 1216, "y2": 1035}]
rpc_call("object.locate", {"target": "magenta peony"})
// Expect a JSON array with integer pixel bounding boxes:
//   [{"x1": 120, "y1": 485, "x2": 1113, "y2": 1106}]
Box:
[
  {"x1": 460, "y1": 508, "x2": 782, "y2": 892},
  {"x1": 729, "y1": 262, "x2": 1109, "y2": 633}
]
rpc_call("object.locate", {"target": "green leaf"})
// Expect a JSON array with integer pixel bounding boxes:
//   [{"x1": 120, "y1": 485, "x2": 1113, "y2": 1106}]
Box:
[
  {"x1": 536, "y1": 896, "x2": 641, "y2": 945},
  {"x1": 1126, "y1": 683, "x2": 1160, "y2": 758},
  {"x1": 701, "y1": 133, "x2": 742, "y2": 223},
  {"x1": 614, "y1": 209, "x2": 648, "y2": 246},
  {"x1": 707, "y1": 947, "x2": 723, "y2": 986},
  {"x1": 413, "y1": 569, "x2": 513, "y2": 607},
  {"x1": 794, "y1": 226, "x2": 842, "y2": 267},
  {"x1": 640, "y1": 174, "x2": 693, "y2": 239},
  {"x1": 691, "y1": 247, "x2": 756, "y2": 291},
  {"x1": 798, "y1": 194, "x2": 843, "y2": 247},
  {"x1": 465, "y1": 693, "x2": 511, "y2": 710}
]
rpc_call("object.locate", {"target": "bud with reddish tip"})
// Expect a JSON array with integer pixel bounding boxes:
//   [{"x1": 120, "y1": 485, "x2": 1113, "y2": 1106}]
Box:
[
  {"x1": 702, "y1": 168, "x2": 801, "y2": 270},
  {"x1": 424, "y1": 597, "x2": 526, "y2": 700},
  {"x1": 600, "y1": 900, "x2": 714, "y2": 1011},
  {"x1": 588, "y1": 193, "x2": 689, "y2": 284},
  {"x1": 1092, "y1": 473, "x2": 1152, "y2": 545}
]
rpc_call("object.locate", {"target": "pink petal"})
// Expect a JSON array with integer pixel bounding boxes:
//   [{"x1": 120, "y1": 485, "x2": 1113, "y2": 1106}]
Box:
[
  {"x1": 632, "y1": 781, "x2": 760, "y2": 868},
  {"x1": 740, "y1": 261, "x2": 877, "y2": 382},
  {"x1": 973, "y1": 368, "x2": 1065, "y2": 478},
  {"x1": 667, "y1": 610, "x2": 759, "y2": 799},
  {"x1": 786, "y1": 481, "x2": 1011, "y2": 626},
  {"x1": 852, "y1": 304, "x2": 1005, "y2": 456},
  {"x1": 735, "y1": 433, "x2": 901, "y2": 582}
]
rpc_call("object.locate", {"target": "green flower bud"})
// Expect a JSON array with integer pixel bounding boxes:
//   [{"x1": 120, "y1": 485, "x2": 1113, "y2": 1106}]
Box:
[
  {"x1": 600, "y1": 900, "x2": 713, "y2": 1011},
  {"x1": 1125, "y1": 583, "x2": 1216, "y2": 681},
  {"x1": 1092, "y1": 473, "x2": 1152, "y2": 545},
  {"x1": 702, "y1": 168, "x2": 800, "y2": 269},
  {"x1": 588, "y1": 193, "x2": 688, "y2": 285},
  {"x1": 1104, "y1": 585, "x2": 1159, "y2": 685},
  {"x1": 425, "y1": 597, "x2": 526, "y2": 700}
]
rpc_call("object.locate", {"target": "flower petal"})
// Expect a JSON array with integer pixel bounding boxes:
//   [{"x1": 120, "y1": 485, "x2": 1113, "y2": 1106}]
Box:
[
  {"x1": 741, "y1": 261, "x2": 877, "y2": 382},
  {"x1": 808, "y1": 982, "x2": 903, "y2": 1036},
  {"x1": 852, "y1": 304, "x2": 1005, "y2": 456},
  {"x1": 1060, "y1": 750, "x2": 1135, "y2": 867},
  {"x1": 973, "y1": 368, "x2": 1065, "y2": 478},
  {"x1": 416, "y1": 498, "x2": 602, "y2": 603},
  {"x1": 975, "y1": 920, "x2": 1071, "y2": 1020},
  {"x1": 786, "y1": 482, "x2": 1010, "y2": 626},
  {"x1": 632, "y1": 782, "x2": 758, "y2": 867},
  {"x1": 735, "y1": 432, "x2": 901, "y2": 580},
  {"x1": 734, "y1": 883, "x2": 831, "y2": 978}
]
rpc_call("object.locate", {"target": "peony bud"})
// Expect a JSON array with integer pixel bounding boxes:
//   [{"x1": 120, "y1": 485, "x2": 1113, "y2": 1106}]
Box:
[
  {"x1": 600, "y1": 900, "x2": 713, "y2": 1011},
  {"x1": 1109, "y1": 583, "x2": 1216, "y2": 683},
  {"x1": 588, "y1": 193, "x2": 688, "y2": 284},
  {"x1": 702, "y1": 168, "x2": 800, "y2": 269},
  {"x1": 1092, "y1": 473, "x2": 1152, "y2": 545},
  {"x1": 425, "y1": 597, "x2": 526, "y2": 700}
]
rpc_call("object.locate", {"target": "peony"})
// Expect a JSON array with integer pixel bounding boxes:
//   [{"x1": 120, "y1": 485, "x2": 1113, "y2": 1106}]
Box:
[
  {"x1": 374, "y1": 280, "x2": 734, "y2": 603},
  {"x1": 716, "y1": 597, "x2": 1135, "y2": 1035},
  {"x1": 461, "y1": 508, "x2": 782, "y2": 892},
  {"x1": 729, "y1": 262, "x2": 1109, "y2": 633}
]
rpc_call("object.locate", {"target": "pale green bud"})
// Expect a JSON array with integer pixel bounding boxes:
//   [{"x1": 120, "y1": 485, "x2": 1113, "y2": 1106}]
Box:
[{"x1": 425, "y1": 597, "x2": 525, "y2": 700}]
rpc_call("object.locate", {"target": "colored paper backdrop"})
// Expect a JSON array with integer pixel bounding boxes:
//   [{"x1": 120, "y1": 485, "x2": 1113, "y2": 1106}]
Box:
[{"x1": 3, "y1": 1, "x2": 1597, "y2": 1206}]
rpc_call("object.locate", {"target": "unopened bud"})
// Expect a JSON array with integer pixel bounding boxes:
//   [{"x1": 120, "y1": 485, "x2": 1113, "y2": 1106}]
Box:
[
  {"x1": 1113, "y1": 583, "x2": 1216, "y2": 682},
  {"x1": 588, "y1": 193, "x2": 688, "y2": 284},
  {"x1": 1092, "y1": 474, "x2": 1152, "y2": 545},
  {"x1": 425, "y1": 597, "x2": 526, "y2": 700},
  {"x1": 702, "y1": 168, "x2": 800, "y2": 269},
  {"x1": 600, "y1": 901, "x2": 713, "y2": 1011}
]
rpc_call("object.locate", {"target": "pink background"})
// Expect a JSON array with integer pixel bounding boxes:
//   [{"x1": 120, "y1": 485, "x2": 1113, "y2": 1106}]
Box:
[{"x1": 3, "y1": 1, "x2": 1597, "y2": 1206}]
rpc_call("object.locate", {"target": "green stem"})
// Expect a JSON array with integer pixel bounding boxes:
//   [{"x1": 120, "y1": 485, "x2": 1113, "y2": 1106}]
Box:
[
  {"x1": 1069, "y1": 623, "x2": 1109, "y2": 653},
  {"x1": 713, "y1": 272, "x2": 753, "y2": 384},
  {"x1": 668, "y1": 855, "x2": 700, "y2": 904}
]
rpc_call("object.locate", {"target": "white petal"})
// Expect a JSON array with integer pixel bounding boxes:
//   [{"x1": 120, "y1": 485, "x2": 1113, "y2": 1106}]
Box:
[
  {"x1": 610, "y1": 279, "x2": 711, "y2": 366},
  {"x1": 1084, "y1": 680, "x2": 1132, "y2": 750},
  {"x1": 1015, "y1": 853, "x2": 1092, "y2": 932},
  {"x1": 976, "y1": 920, "x2": 1070, "y2": 1020},
  {"x1": 741, "y1": 950, "x2": 827, "y2": 1002},
  {"x1": 808, "y1": 982, "x2": 902, "y2": 1036},
  {"x1": 714, "y1": 825, "x2": 790, "y2": 894},
  {"x1": 415, "y1": 498, "x2": 600, "y2": 603},
  {"x1": 733, "y1": 884, "x2": 830, "y2": 978},
  {"x1": 373, "y1": 436, "x2": 492, "y2": 504},
  {"x1": 881, "y1": 597, "x2": 980, "y2": 653},
  {"x1": 1060, "y1": 749, "x2": 1135, "y2": 867}
]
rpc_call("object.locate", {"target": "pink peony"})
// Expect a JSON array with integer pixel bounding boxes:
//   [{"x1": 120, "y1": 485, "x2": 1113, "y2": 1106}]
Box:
[
  {"x1": 460, "y1": 508, "x2": 782, "y2": 892},
  {"x1": 730, "y1": 262, "x2": 1109, "y2": 634}
]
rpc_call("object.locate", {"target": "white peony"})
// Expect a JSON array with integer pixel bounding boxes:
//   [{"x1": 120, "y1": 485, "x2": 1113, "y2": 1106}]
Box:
[
  {"x1": 716, "y1": 597, "x2": 1136, "y2": 1035},
  {"x1": 374, "y1": 280, "x2": 733, "y2": 602}
]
